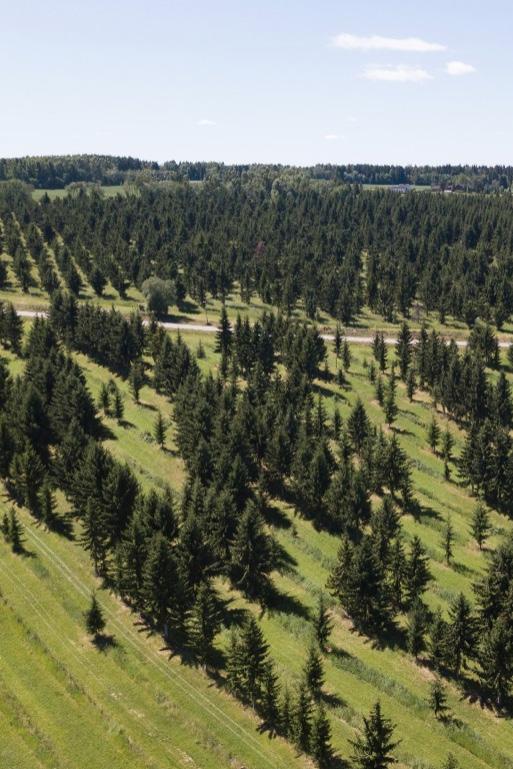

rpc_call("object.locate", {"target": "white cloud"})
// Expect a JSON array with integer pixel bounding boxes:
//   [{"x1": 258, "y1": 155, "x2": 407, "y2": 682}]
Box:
[
  {"x1": 363, "y1": 65, "x2": 433, "y2": 82},
  {"x1": 324, "y1": 133, "x2": 339, "y2": 141},
  {"x1": 197, "y1": 118, "x2": 216, "y2": 126},
  {"x1": 333, "y1": 33, "x2": 446, "y2": 53},
  {"x1": 445, "y1": 60, "x2": 476, "y2": 76}
]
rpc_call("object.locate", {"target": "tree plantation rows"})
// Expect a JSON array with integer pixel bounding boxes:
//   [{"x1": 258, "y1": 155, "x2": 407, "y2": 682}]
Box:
[
  {"x1": 4, "y1": 176, "x2": 513, "y2": 328},
  {"x1": 1, "y1": 291, "x2": 513, "y2": 767}
]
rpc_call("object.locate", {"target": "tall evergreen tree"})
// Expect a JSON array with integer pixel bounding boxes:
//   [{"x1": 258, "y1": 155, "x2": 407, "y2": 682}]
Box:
[
  {"x1": 310, "y1": 703, "x2": 334, "y2": 768},
  {"x1": 154, "y1": 410, "x2": 167, "y2": 449},
  {"x1": 313, "y1": 593, "x2": 333, "y2": 652},
  {"x1": 85, "y1": 593, "x2": 106, "y2": 640},
  {"x1": 470, "y1": 503, "x2": 491, "y2": 550},
  {"x1": 303, "y1": 643, "x2": 324, "y2": 700},
  {"x1": 428, "y1": 678, "x2": 449, "y2": 721},
  {"x1": 350, "y1": 701, "x2": 399, "y2": 769}
]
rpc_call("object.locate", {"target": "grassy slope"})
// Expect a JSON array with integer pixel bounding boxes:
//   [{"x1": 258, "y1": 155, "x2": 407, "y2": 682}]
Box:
[{"x1": 2, "y1": 323, "x2": 513, "y2": 768}]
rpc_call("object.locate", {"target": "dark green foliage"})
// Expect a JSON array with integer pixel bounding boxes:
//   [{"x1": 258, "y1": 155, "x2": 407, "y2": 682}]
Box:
[
  {"x1": 447, "y1": 593, "x2": 476, "y2": 676},
  {"x1": 226, "y1": 616, "x2": 270, "y2": 708},
  {"x1": 470, "y1": 503, "x2": 491, "y2": 550},
  {"x1": 350, "y1": 701, "x2": 399, "y2": 769},
  {"x1": 427, "y1": 417, "x2": 440, "y2": 454},
  {"x1": 129, "y1": 359, "x2": 145, "y2": 402},
  {"x1": 230, "y1": 500, "x2": 275, "y2": 597},
  {"x1": 310, "y1": 703, "x2": 333, "y2": 768},
  {"x1": 313, "y1": 593, "x2": 333, "y2": 652},
  {"x1": 428, "y1": 678, "x2": 449, "y2": 720},
  {"x1": 85, "y1": 593, "x2": 106, "y2": 639},
  {"x1": 406, "y1": 599, "x2": 427, "y2": 659},
  {"x1": 292, "y1": 681, "x2": 312, "y2": 753},
  {"x1": 404, "y1": 536, "x2": 432, "y2": 608},
  {"x1": 187, "y1": 580, "x2": 221, "y2": 664},
  {"x1": 153, "y1": 411, "x2": 166, "y2": 448},
  {"x1": 478, "y1": 615, "x2": 513, "y2": 708},
  {"x1": 443, "y1": 516, "x2": 454, "y2": 565},
  {"x1": 303, "y1": 643, "x2": 324, "y2": 700}
]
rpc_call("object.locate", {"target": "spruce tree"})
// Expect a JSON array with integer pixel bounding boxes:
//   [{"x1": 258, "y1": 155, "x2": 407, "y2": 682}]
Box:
[
  {"x1": 85, "y1": 593, "x2": 106, "y2": 640},
  {"x1": 342, "y1": 339, "x2": 352, "y2": 371},
  {"x1": 384, "y1": 381, "x2": 397, "y2": 427},
  {"x1": 350, "y1": 701, "x2": 399, "y2": 769},
  {"x1": 428, "y1": 608, "x2": 449, "y2": 671},
  {"x1": 154, "y1": 410, "x2": 166, "y2": 449},
  {"x1": 81, "y1": 499, "x2": 109, "y2": 576},
  {"x1": 98, "y1": 382, "x2": 111, "y2": 416},
  {"x1": 470, "y1": 503, "x2": 490, "y2": 550},
  {"x1": 313, "y1": 593, "x2": 333, "y2": 652},
  {"x1": 188, "y1": 580, "x2": 221, "y2": 665},
  {"x1": 8, "y1": 507, "x2": 24, "y2": 553},
  {"x1": 478, "y1": 615, "x2": 513, "y2": 709},
  {"x1": 303, "y1": 643, "x2": 324, "y2": 700},
  {"x1": 334, "y1": 324, "x2": 342, "y2": 368},
  {"x1": 293, "y1": 681, "x2": 312, "y2": 753},
  {"x1": 396, "y1": 321, "x2": 412, "y2": 380},
  {"x1": 261, "y1": 659, "x2": 281, "y2": 730},
  {"x1": 428, "y1": 678, "x2": 449, "y2": 720},
  {"x1": 113, "y1": 389, "x2": 124, "y2": 422},
  {"x1": 230, "y1": 500, "x2": 274, "y2": 597},
  {"x1": 406, "y1": 368, "x2": 416, "y2": 402},
  {"x1": 443, "y1": 516, "x2": 454, "y2": 565},
  {"x1": 406, "y1": 599, "x2": 427, "y2": 659},
  {"x1": 310, "y1": 703, "x2": 333, "y2": 768},
  {"x1": 447, "y1": 593, "x2": 476, "y2": 676},
  {"x1": 39, "y1": 480, "x2": 56, "y2": 527},
  {"x1": 215, "y1": 306, "x2": 232, "y2": 356},
  {"x1": 375, "y1": 375, "x2": 384, "y2": 406},
  {"x1": 129, "y1": 359, "x2": 145, "y2": 403},
  {"x1": 279, "y1": 686, "x2": 293, "y2": 739},
  {"x1": 427, "y1": 416, "x2": 440, "y2": 454},
  {"x1": 405, "y1": 536, "x2": 432, "y2": 608},
  {"x1": 441, "y1": 429, "x2": 454, "y2": 480}
]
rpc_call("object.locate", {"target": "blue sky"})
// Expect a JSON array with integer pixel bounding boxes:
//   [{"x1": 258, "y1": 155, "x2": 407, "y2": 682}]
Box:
[{"x1": 1, "y1": 0, "x2": 512, "y2": 165}]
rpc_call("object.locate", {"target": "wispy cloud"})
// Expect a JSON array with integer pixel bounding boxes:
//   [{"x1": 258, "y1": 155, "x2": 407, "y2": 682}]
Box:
[
  {"x1": 363, "y1": 65, "x2": 433, "y2": 82},
  {"x1": 333, "y1": 33, "x2": 446, "y2": 53},
  {"x1": 324, "y1": 134, "x2": 340, "y2": 141},
  {"x1": 197, "y1": 118, "x2": 216, "y2": 126},
  {"x1": 445, "y1": 61, "x2": 476, "y2": 76}
]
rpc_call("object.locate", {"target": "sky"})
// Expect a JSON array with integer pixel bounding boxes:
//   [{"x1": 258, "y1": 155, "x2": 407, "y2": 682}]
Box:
[{"x1": 1, "y1": 0, "x2": 512, "y2": 166}]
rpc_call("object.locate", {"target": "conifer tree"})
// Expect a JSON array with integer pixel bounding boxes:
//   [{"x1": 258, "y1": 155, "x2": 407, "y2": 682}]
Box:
[
  {"x1": 396, "y1": 321, "x2": 412, "y2": 380},
  {"x1": 129, "y1": 359, "x2": 145, "y2": 403},
  {"x1": 427, "y1": 416, "x2": 440, "y2": 454},
  {"x1": 441, "y1": 429, "x2": 454, "y2": 480},
  {"x1": 428, "y1": 608, "x2": 449, "y2": 671},
  {"x1": 215, "y1": 306, "x2": 232, "y2": 356},
  {"x1": 342, "y1": 339, "x2": 351, "y2": 372},
  {"x1": 384, "y1": 381, "x2": 397, "y2": 427},
  {"x1": 332, "y1": 406, "x2": 342, "y2": 440},
  {"x1": 406, "y1": 368, "x2": 416, "y2": 402},
  {"x1": 113, "y1": 388, "x2": 124, "y2": 422},
  {"x1": 405, "y1": 536, "x2": 431, "y2": 608},
  {"x1": 227, "y1": 616, "x2": 270, "y2": 708},
  {"x1": 348, "y1": 398, "x2": 371, "y2": 454},
  {"x1": 293, "y1": 681, "x2": 312, "y2": 753},
  {"x1": 85, "y1": 593, "x2": 106, "y2": 640},
  {"x1": 142, "y1": 532, "x2": 178, "y2": 631},
  {"x1": 188, "y1": 580, "x2": 221, "y2": 665},
  {"x1": 406, "y1": 599, "x2": 427, "y2": 659},
  {"x1": 478, "y1": 615, "x2": 513, "y2": 709},
  {"x1": 81, "y1": 499, "x2": 109, "y2": 576},
  {"x1": 350, "y1": 701, "x2": 399, "y2": 769},
  {"x1": 313, "y1": 593, "x2": 333, "y2": 652},
  {"x1": 428, "y1": 678, "x2": 449, "y2": 720},
  {"x1": 376, "y1": 375, "x2": 384, "y2": 406},
  {"x1": 279, "y1": 686, "x2": 293, "y2": 740},
  {"x1": 470, "y1": 503, "x2": 490, "y2": 550},
  {"x1": 443, "y1": 516, "x2": 454, "y2": 565},
  {"x1": 230, "y1": 500, "x2": 274, "y2": 597},
  {"x1": 261, "y1": 659, "x2": 281, "y2": 730},
  {"x1": 447, "y1": 593, "x2": 476, "y2": 676},
  {"x1": 98, "y1": 382, "x2": 111, "y2": 416},
  {"x1": 0, "y1": 510, "x2": 9, "y2": 540},
  {"x1": 154, "y1": 410, "x2": 166, "y2": 449},
  {"x1": 303, "y1": 643, "x2": 324, "y2": 700},
  {"x1": 310, "y1": 703, "x2": 333, "y2": 768},
  {"x1": 8, "y1": 507, "x2": 24, "y2": 553},
  {"x1": 334, "y1": 324, "x2": 342, "y2": 368},
  {"x1": 39, "y1": 480, "x2": 56, "y2": 527}
]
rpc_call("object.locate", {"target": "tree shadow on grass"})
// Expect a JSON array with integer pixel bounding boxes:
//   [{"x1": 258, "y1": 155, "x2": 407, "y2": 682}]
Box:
[
  {"x1": 93, "y1": 633, "x2": 118, "y2": 652},
  {"x1": 260, "y1": 582, "x2": 310, "y2": 621},
  {"x1": 41, "y1": 513, "x2": 75, "y2": 540},
  {"x1": 408, "y1": 499, "x2": 441, "y2": 523},
  {"x1": 137, "y1": 401, "x2": 157, "y2": 412}
]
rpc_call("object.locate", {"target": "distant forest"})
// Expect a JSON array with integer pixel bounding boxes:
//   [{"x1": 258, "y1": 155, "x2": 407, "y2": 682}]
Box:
[{"x1": 1, "y1": 153, "x2": 513, "y2": 191}]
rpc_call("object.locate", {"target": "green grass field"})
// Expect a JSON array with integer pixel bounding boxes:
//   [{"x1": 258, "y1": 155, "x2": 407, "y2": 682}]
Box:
[{"x1": 2, "y1": 316, "x2": 513, "y2": 769}]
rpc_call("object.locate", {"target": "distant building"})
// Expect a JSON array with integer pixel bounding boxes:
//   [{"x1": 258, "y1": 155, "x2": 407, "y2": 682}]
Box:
[{"x1": 389, "y1": 183, "x2": 414, "y2": 193}]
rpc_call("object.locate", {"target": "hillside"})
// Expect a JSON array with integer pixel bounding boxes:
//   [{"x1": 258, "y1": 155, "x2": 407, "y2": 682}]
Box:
[{"x1": 1, "y1": 310, "x2": 513, "y2": 769}]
